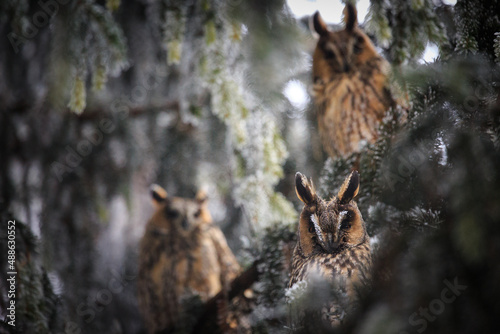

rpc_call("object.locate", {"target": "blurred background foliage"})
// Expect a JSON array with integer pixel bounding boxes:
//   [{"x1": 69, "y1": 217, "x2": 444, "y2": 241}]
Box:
[{"x1": 0, "y1": 0, "x2": 499, "y2": 333}]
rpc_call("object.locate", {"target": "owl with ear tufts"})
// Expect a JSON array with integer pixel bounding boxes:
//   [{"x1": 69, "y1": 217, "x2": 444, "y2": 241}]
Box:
[
  {"x1": 312, "y1": 3, "x2": 396, "y2": 158},
  {"x1": 137, "y1": 185, "x2": 242, "y2": 334},
  {"x1": 288, "y1": 170, "x2": 371, "y2": 327}
]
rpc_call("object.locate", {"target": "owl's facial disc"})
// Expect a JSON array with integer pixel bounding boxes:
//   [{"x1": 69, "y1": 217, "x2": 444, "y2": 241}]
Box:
[
  {"x1": 311, "y1": 213, "x2": 340, "y2": 253},
  {"x1": 164, "y1": 198, "x2": 203, "y2": 232}
]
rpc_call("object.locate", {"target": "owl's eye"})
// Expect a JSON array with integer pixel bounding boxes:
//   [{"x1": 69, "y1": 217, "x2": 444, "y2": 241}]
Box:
[
  {"x1": 353, "y1": 44, "x2": 362, "y2": 54},
  {"x1": 323, "y1": 48, "x2": 335, "y2": 59},
  {"x1": 194, "y1": 209, "x2": 202, "y2": 218},
  {"x1": 353, "y1": 36, "x2": 364, "y2": 54},
  {"x1": 166, "y1": 208, "x2": 179, "y2": 219},
  {"x1": 340, "y1": 211, "x2": 353, "y2": 229},
  {"x1": 341, "y1": 219, "x2": 352, "y2": 229},
  {"x1": 308, "y1": 223, "x2": 315, "y2": 233}
]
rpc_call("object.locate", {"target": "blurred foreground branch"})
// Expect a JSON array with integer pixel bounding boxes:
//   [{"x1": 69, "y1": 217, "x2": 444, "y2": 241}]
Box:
[{"x1": 190, "y1": 261, "x2": 260, "y2": 334}]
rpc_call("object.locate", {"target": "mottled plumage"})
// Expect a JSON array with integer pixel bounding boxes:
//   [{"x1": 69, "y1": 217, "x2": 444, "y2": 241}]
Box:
[
  {"x1": 137, "y1": 185, "x2": 240, "y2": 333},
  {"x1": 312, "y1": 4, "x2": 395, "y2": 158},
  {"x1": 289, "y1": 171, "x2": 371, "y2": 326}
]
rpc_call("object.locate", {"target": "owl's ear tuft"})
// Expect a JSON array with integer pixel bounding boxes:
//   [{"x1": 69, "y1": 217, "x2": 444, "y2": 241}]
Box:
[
  {"x1": 295, "y1": 172, "x2": 317, "y2": 205},
  {"x1": 150, "y1": 184, "x2": 167, "y2": 206},
  {"x1": 313, "y1": 11, "x2": 329, "y2": 36},
  {"x1": 195, "y1": 189, "x2": 208, "y2": 205},
  {"x1": 337, "y1": 170, "x2": 359, "y2": 204},
  {"x1": 344, "y1": 3, "x2": 358, "y2": 32}
]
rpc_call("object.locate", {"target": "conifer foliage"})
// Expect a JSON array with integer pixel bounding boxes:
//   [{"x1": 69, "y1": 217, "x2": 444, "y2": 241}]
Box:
[{"x1": 309, "y1": 1, "x2": 500, "y2": 333}]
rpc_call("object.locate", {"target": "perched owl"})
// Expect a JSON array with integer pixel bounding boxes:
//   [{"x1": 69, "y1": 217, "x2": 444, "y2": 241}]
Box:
[
  {"x1": 288, "y1": 171, "x2": 371, "y2": 327},
  {"x1": 137, "y1": 185, "x2": 241, "y2": 334},
  {"x1": 312, "y1": 4, "x2": 396, "y2": 158}
]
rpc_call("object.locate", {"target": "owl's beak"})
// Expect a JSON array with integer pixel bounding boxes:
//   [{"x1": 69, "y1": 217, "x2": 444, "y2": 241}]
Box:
[
  {"x1": 325, "y1": 233, "x2": 339, "y2": 253},
  {"x1": 328, "y1": 241, "x2": 340, "y2": 253},
  {"x1": 181, "y1": 218, "x2": 189, "y2": 230}
]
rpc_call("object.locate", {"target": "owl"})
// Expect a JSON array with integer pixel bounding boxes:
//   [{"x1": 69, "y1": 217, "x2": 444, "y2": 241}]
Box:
[
  {"x1": 288, "y1": 170, "x2": 371, "y2": 327},
  {"x1": 312, "y1": 4, "x2": 396, "y2": 158},
  {"x1": 137, "y1": 185, "x2": 241, "y2": 334}
]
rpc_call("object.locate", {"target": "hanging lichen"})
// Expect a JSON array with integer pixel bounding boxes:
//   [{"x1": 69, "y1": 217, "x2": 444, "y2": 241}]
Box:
[
  {"x1": 205, "y1": 19, "x2": 217, "y2": 46},
  {"x1": 366, "y1": 0, "x2": 446, "y2": 64},
  {"x1": 195, "y1": 1, "x2": 297, "y2": 230},
  {"x1": 365, "y1": 0, "x2": 392, "y2": 48},
  {"x1": 47, "y1": 1, "x2": 128, "y2": 113},
  {"x1": 163, "y1": 2, "x2": 187, "y2": 66},
  {"x1": 68, "y1": 74, "x2": 87, "y2": 114},
  {"x1": 493, "y1": 32, "x2": 500, "y2": 63},
  {"x1": 92, "y1": 64, "x2": 108, "y2": 91},
  {"x1": 106, "y1": 0, "x2": 120, "y2": 12}
]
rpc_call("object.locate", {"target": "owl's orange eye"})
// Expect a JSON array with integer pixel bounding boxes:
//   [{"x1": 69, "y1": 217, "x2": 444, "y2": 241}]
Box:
[{"x1": 194, "y1": 209, "x2": 201, "y2": 218}]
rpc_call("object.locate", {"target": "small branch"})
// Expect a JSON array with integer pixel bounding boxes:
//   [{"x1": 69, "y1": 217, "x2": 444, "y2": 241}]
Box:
[
  {"x1": 74, "y1": 101, "x2": 180, "y2": 120},
  {"x1": 4, "y1": 100, "x2": 180, "y2": 120}
]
